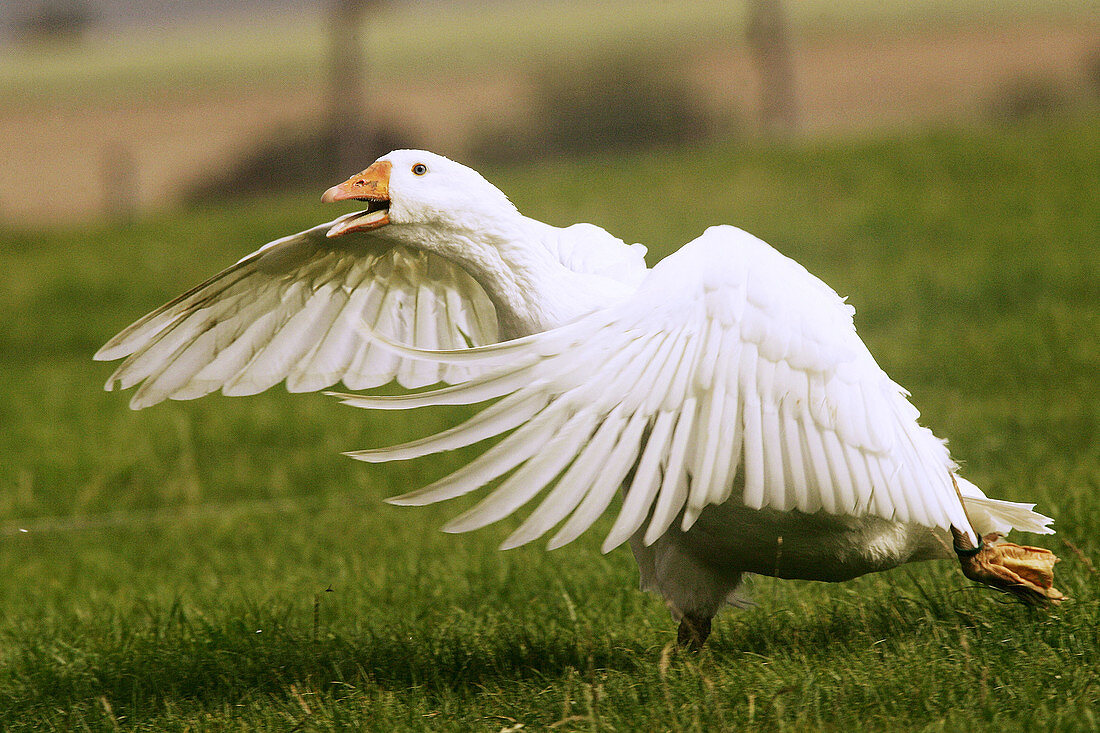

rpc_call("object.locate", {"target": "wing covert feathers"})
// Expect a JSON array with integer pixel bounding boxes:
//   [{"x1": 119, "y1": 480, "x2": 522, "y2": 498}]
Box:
[
  {"x1": 95, "y1": 221, "x2": 499, "y2": 407},
  {"x1": 350, "y1": 227, "x2": 1051, "y2": 550}
]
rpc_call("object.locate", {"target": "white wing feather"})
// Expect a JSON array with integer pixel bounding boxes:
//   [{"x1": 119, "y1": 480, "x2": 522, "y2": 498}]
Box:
[
  {"x1": 343, "y1": 226, "x2": 1055, "y2": 549},
  {"x1": 94, "y1": 218, "x2": 499, "y2": 408}
]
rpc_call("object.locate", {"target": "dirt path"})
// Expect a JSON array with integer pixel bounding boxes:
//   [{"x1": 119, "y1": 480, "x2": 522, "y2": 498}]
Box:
[{"x1": 1, "y1": 19, "x2": 1096, "y2": 225}]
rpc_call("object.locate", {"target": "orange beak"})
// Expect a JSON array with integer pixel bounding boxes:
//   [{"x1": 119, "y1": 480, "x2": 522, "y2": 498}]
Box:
[{"x1": 322, "y1": 160, "x2": 392, "y2": 237}]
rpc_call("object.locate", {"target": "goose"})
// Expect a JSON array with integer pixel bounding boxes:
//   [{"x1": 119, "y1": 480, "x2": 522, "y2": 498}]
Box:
[{"x1": 96, "y1": 149, "x2": 1062, "y2": 648}]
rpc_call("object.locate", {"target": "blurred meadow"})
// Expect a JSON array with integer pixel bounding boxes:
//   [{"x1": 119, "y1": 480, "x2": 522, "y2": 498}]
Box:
[{"x1": 1, "y1": 0, "x2": 1099, "y2": 729}]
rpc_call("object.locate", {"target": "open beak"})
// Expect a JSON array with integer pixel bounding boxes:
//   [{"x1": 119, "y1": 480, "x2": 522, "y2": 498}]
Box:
[{"x1": 322, "y1": 160, "x2": 392, "y2": 237}]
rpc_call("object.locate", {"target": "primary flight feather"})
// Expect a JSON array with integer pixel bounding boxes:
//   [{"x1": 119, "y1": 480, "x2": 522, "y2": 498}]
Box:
[{"x1": 96, "y1": 149, "x2": 1062, "y2": 648}]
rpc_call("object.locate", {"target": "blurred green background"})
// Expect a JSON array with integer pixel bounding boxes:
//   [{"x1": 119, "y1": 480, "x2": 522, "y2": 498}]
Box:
[
  {"x1": 1, "y1": 1, "x2": 1098, "y2": 729},
  {"x1": 2, "y1": 0, "x2": 1098, "y2": 223}
]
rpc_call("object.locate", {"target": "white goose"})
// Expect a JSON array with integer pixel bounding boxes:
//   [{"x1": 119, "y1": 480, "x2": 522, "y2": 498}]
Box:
[{"x1": 96, "y1": 149, "x2": 1062, "y2": 647}]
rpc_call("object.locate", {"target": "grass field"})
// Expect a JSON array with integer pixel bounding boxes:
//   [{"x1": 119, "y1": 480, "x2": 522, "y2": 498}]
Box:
[{"x1": 1, "y1": 118, "x2": 1098, "y2": 729}]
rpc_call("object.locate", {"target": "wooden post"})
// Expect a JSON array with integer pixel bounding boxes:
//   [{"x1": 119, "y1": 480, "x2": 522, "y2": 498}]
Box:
[
  {"x1": 746, "y1": 0, "x2": 798, "y2": 136},
  {"x1": 326, "y1": 0, "x2": 370, "y2": 177},
  {"x1": 101, "y1": 143, "x2": 137, "y2": 223}
]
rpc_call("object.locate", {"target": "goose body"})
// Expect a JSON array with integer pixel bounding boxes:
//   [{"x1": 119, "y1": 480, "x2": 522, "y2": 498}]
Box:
[{"x1": 96, "y1": 150, "x2": 1058, "y2": 646}]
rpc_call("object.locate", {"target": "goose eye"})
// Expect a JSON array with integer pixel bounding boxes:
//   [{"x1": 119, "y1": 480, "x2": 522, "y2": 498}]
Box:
[{"x1": 412, "y1": 163, "x2": 428, "y2": 175}]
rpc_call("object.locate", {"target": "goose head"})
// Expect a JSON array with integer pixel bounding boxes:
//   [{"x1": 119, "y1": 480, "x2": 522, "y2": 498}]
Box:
[
  {"x1": 320, "y1": 149, "x2": 640, "y2": 337},
  {"x1": 322, "y1": 149, "x2": 518, "y2": 238}
]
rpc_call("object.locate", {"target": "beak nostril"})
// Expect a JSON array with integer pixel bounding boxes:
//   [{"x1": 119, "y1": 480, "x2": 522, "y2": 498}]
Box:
[{"x1": 323, "y1": 160, "x2": 390, "y2": 204}]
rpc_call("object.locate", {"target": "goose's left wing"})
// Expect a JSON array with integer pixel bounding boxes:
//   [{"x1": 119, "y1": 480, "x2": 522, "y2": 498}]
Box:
[
  {"x1": 95, "y1": 217, "x2": 498, "y2": 409},
  {"x1": 334, "y1": 226, "x2": 985, "y2": 551}
]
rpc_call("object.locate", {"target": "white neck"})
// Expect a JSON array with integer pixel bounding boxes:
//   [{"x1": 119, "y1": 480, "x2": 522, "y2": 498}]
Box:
[{"x1": 383, "y1": 214, "x2": 639, "y2": 339}]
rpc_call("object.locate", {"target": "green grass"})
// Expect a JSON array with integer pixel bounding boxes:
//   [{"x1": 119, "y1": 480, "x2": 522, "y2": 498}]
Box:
[
  {"x1": 1, "y1": 118, "x2": 1098, "y2": 729},
  {"x1": 2, "y1": 0, "x2": 1095, "y2": 104}
]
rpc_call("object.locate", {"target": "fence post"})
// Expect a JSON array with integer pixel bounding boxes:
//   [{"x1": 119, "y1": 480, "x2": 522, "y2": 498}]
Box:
[
  {"x1": 101, "y1": 142, "x2": 137, "y2": 223},
  {"x1": 326, "y1": 0, "x2": 371, "y2": 177},
  {"x1": 746, "y1": 0, "x2": 798, "y2": 136}
]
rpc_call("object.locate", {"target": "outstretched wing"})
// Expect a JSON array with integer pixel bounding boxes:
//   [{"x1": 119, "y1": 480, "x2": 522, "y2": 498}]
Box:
[
  {"x1": 333, "y1": 225, "x2": 984, "y2": 552},
  {"x1": 95, "y1": 216, "x2": 499, "y2": 409}
]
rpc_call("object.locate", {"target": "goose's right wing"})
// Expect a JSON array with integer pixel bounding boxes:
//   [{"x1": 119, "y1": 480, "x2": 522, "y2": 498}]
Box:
[
  {"x1": 332, "y1": 225, "x2": 1052, "y2": 552},
  {"x1": 95, "y1": 216, "x2": 498, "y2": 409}
]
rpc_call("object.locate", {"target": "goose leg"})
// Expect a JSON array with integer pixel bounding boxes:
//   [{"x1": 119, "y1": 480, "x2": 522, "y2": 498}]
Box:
[
  {"x1": 676, "y1": 612, "x2": 713, "y2": 650},
  {"x1": 630, "y1": 527, "x2": 737, "y2": 651}
]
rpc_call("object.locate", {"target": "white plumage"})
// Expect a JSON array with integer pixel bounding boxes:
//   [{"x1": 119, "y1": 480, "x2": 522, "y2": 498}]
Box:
[
  {"x1": 96, "y1": 149, "x2": 1058, "y2": 646},
  {"x1": 97, "y1": 230, "x2": 499, "y2": 408}
]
